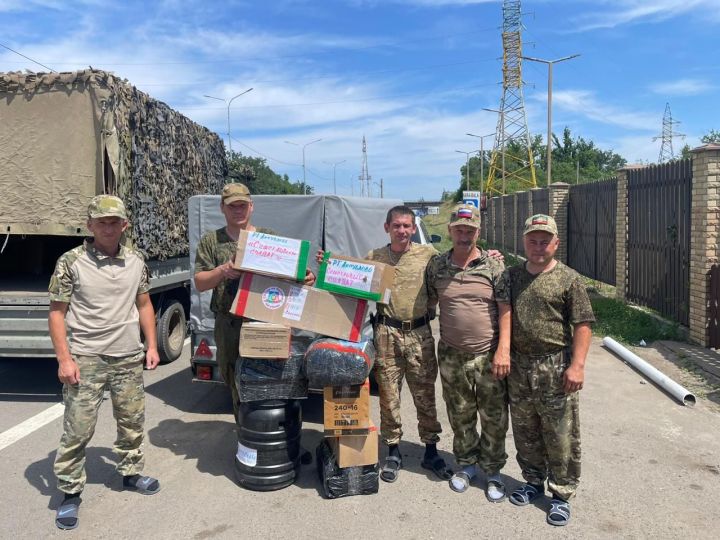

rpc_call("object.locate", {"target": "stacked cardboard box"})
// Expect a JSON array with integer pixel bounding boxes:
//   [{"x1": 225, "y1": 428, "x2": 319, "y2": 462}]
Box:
[{"x1": 317, "y1": 379, "x2": 379, "y2": 497}]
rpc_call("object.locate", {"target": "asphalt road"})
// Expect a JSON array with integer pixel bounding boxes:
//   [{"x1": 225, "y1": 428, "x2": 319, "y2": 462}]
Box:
[{"x1": 1, "y1": 334, "x2": 719, "y2": 539}]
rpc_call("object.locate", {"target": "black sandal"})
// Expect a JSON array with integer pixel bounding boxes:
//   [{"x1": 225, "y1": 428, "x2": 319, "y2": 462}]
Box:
[
  {"x1": 420, "y1": 455, "x2": 453, "y2": 480},
  {"x1": 380, "y1": 455, "x2": 402, "y2": 483},
  {"x1": 55, "y1": 498, "x2": 80, "y2": 530},
  {"x1": 547, "y1": 498, "x2": 571, "y2": 526}
]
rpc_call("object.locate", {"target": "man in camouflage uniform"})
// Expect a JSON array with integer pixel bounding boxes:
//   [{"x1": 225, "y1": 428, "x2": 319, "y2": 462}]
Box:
[
  {"x1": 366, "y1": 205, "x2": 451, "y2": 483},
  {"x1": 495, "y1": 214, "x2": 594, "y2": 527},
  {"x1": 48, "y1": 195, "x2": 161, "y2": 530},
  {"x1": 426, "y1": 204, "x2": 511, "y2": 502},
  {"x1": 194, "y1": 183, "x2": 313, "y2": 418}
]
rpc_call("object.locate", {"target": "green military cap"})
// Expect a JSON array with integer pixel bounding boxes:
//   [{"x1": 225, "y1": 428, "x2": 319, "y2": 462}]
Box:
[
  {"x1": 87, "y1": 194, "x2": 127, "y2": 220},
  {"x1": 523, "y1": 214, "x2": 558, "y2": 236},
  {"x1": 449, "y1": 203, "x2": 480, "y2": 228},
  {"x1": 221, "y1": 182, "x2": 252, "y2": 204}
]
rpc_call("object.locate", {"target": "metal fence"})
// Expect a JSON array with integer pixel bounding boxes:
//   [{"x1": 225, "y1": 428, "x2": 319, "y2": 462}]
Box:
[
  {"x1": 626, "y1": 159, "x2": 692, "y2": 325},
  {"x1": 567, "y1": 178, "x2": 617, "y2": 285},
  {"x1": 709, "y1": 265, "x2": 720, "y2": 349},
  {"x1": 531, "y1": 189, "x2": 549, "y2": 217}
]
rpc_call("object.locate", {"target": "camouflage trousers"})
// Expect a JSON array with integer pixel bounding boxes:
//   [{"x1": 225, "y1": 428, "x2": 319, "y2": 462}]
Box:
[
  {"x1": 214, "y1": 313, "x2": 243, "y2": 418},
  {"x1": 437, "y1": 341, "x2": 508, "y2": 473},
  {"x1": 373, "y1": 323, "x2": 442, "y2": 445},
  {"x1": 54, "y1": 351, "x2": 146, "y2": 494},
  {"x1": 508, "y1": 348, "x2": 581, "y2": 501}
]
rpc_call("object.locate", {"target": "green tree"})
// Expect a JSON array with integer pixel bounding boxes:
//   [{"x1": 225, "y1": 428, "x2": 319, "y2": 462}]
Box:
[
  {"x1": 701, "y1": 129, "x2": 720, "y2": 143},
  {"x1": 226, "y1": 151, "x2": 310, "y2": 194},
  {"x1": 454, "y1": 127, "x2": 626, "y2": 199}
]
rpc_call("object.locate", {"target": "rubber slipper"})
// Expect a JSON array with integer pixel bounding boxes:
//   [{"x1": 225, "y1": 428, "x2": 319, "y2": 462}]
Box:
[
  {"x1": 449, "y1": 471, "x2": 471, "y2": 493},
  {"x1": 485, "y1": 478, "x2": 506, "y2": 503},
  {"x1": 547, "y1": 498, "x2": 571, "y2": 526},
  {"x1": 55, "y1": 499, "x2": 80, "y2": 530},
  {"x1": 124, "y1": 475, "x2": 161, "y2": 495},
  {"x1": 380, "y1": 456, "x2": 402, "y2": 483},
  {"x1": 509, "y1": 483, "x2": 543, "y2": 506},
  {"x1": 420, "y1": 455, "x2": 453, "y2": 480}
]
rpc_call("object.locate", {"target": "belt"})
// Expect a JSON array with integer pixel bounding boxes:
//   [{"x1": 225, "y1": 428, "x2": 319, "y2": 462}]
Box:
[{"x1": 375, "y1": 313, "x2": 430, "y2": 332}]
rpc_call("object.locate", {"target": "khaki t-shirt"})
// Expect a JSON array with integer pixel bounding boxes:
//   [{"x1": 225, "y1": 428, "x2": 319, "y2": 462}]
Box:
[
  {"x1": 48, "y1": 240, "x2": 150, "y2": 357},
  {"x1": 426, "y1": 250, "x2": 505, "y2": 354},
  {"x1": 366, "y1": 243, "x2": 438, "y2": 321}
]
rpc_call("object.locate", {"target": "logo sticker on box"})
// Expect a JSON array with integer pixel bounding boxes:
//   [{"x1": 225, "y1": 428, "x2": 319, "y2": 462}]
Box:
[{"x1": 261, "y1": 287, "x2": 286, "y2": 310}]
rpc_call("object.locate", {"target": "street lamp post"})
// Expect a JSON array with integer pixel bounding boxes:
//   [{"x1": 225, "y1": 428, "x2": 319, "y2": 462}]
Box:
[
  {"x1": 203, "y1": 87, "x2": 253, "y2": 153},
  {"x1": 466, "y1": 132, "x2": 495, "y2": 194},
  {"x1": 523, "y1": 54, "x2": 580, "y2": 185},
  {"x1": 323, "y1": 159, "x2": 346, "y2": 194},
  {"x1": 285, "y1": 138, "x2": 323, "y2": 194},
  {"x1": 455, "y1": 149, "x2": 475, "y2": 191}
]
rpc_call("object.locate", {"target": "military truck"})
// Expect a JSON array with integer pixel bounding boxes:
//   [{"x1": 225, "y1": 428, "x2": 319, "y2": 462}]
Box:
[
  {"x1": 187, "y1": 194, "x2": 441, "y2": 382},
  {"x1": 0, "y1": 69, "x2": 227, "y2": 362}
]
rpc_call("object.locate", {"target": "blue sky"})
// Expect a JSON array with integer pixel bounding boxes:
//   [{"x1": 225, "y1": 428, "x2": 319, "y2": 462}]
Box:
[{"x1": 1, "y1": 0, "x2": 718, "y2": 200}]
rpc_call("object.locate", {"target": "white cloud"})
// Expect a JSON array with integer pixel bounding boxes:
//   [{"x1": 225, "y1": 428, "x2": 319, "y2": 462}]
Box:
[
  {"x1": 572, "y1": 0, "x2": 719, "y2": 31},
  {"x1": 547, "y1": 89, "x2": 657, "y2": 131},
  {"x1": 650, "y1": 78, "x2": 714, "y2": 96}
]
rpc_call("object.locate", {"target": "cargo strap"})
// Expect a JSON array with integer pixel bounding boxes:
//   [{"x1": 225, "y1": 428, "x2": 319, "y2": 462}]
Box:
[{"x1": 376, "y1": 313, "x2": 430, "y2": 332}]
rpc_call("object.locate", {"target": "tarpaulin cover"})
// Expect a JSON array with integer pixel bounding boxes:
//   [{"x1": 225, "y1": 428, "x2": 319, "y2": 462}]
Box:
[
  {"x1": 235, "y1": 335, "x2": 312, "y2": 402},
  {"x1": 188, "y1": 194, "x2": 402, "y2": 334},
  {"x1": 0, "y1": 69, "x2": 226, "y2": 259},
  {"x1": 304, "y1": 337, "x2": 375, "y2": 387},
  {"x1": 315, "y1": 438, "x2": 379, "y2": 499}
]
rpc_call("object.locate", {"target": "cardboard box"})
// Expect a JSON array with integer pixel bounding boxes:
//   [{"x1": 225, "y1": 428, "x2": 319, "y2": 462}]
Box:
[
  {"x1": 229, "y1": 273, "x2": 368, "y2": 342},
  {"x1": 233, "y1": 229, "x2": 311, "y2": 281},
  {"x1": 316, "y1": 253, "x2": 394, "y2": 303},
  {"x1": 323, "y1": 380, "x2": 371, "y2": 435},
  {"x1": 329, "y1": 423, "x2": 378, "y2": 468},
  {"x1": 239, "y1": 322, "x2": 291, "y2": 359}
]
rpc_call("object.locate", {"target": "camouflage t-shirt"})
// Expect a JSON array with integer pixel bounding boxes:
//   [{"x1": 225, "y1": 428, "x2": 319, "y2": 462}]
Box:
[
  {"x1": 495, "y1": 260, "x2": 595, "y2": 356},
  {"x1": 194, "y1": 226, "x2": 274, "y2": 315},
  {"x1": 366, "y1": 243, "x2": 438, "y2": 321},
  {"x1": 426, "y1": 249, "x2": 505, "y2": 353}
]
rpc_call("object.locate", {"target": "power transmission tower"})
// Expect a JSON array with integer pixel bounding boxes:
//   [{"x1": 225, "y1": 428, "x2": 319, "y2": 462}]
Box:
[
  {"x1": 485, "y1": 0, "x2": 537, "y2": 195},
  {"x1": 359, "y1": 135, "x2": 372, "y2": 197},
  {"x1": 653, "y1": 103, "x2": 685, "y2": 163}
]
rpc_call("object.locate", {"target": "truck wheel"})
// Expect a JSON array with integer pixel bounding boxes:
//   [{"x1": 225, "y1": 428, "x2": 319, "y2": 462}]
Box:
[{"x1": 157, "y1": 301, "x2": 186, "y2": 364}]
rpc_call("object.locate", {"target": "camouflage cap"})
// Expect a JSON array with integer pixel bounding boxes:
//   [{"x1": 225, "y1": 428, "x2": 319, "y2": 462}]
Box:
[
  {"x1": 449, "y1": 203, "x2": 480, "y2": 228},
  {"x1": 221, "y1": 182, "x2": 252, "y2": 204},
  {"x1": 523, "y1": 214, "x2": 558, "y2": 236},
  {"x1": 88, "y1": 195, "x2": 127, "y2": 220}
]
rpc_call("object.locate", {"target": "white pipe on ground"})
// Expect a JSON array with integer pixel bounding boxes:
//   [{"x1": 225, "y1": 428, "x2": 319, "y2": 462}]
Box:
[{"x1": 602, "y1": 336, "x2": 696, "y2": 407}]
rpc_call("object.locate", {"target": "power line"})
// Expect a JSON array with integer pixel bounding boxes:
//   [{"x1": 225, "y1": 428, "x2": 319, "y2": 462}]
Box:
[
  {"x1": 0, "y1": 42, "x2": 55, "y2": 72},
  {"x1": 230, "y1": 137, "x2": 300, "y2": 167}
]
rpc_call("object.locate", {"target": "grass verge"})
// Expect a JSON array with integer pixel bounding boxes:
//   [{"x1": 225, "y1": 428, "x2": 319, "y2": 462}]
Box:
[{"x1": 590, "y1": 294, "x2": 684, "y2": 345}]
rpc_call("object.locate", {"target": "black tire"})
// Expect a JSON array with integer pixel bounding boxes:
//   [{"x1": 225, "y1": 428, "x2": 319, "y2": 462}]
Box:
[{"x1": 157, "y1": 301, "x2": 186, "y2": 364}]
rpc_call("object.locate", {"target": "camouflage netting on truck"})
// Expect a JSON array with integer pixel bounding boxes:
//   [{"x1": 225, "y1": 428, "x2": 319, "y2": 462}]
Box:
[{"x1": 0, "y1": 69, "x2": 227, "y2": 259}]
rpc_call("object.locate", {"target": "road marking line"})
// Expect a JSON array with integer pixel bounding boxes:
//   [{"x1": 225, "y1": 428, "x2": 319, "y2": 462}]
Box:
[{"x1": 0, "y1": 403, "x2": 65, "y2": 452}]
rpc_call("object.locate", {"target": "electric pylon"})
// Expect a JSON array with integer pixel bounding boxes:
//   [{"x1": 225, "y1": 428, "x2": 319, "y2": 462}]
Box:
[
  {"x1": 485, "y1": 0, "x2": 537, "y2": 195},
  {"x1": 359, "y1": 135, "x2": 372, "y2": 197},
  {"x1": 653, "y1": 103, "x2": 685, "y2": 163}
]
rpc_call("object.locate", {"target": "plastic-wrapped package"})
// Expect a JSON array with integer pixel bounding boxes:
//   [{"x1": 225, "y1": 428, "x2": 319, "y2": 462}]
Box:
[
  {"x1": 304, "y1": 338, "x2": 375, "y2": 387},
  {"x1": 236, "y1": 335, "x2": 312, "y2": 402},
  {"x1": 315, "y1": 439, "x2": 379, "y2": 499}
]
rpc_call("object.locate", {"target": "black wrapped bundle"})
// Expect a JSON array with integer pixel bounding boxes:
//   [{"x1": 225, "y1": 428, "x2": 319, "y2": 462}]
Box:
[
  {"x1": 304, "y1": 338, "x2": 375, "y2": 387},
  {"x1": 315, "y1": 439, "x2": 379, "y2": 499},
  {"x1": 236, "y1": 336, "x2": 312, "y2": 402}
]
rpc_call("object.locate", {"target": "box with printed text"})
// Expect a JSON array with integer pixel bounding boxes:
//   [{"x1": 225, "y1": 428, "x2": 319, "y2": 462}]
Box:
[{"x1": 233, "y1": 229, "x2": 311, "y2": 281}]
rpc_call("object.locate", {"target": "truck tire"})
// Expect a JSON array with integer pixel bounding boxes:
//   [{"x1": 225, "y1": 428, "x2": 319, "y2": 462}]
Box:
[{"x1": 157, "y1": 301, "x2": 186, "y2": 364}]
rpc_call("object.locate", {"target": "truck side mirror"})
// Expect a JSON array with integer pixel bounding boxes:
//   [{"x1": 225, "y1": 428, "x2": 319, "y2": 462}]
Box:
[{"x1": 430, "y1": 234, "x2": 441, "y2": 244}]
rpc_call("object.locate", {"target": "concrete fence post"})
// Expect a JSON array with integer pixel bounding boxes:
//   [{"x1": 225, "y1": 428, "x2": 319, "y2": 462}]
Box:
[
  {"x1": 548, "y1": 183, "x2": 569, "y2": 263},
  {"x1": 689, "y1": 143, "x2": 720, "y2": 346}
]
